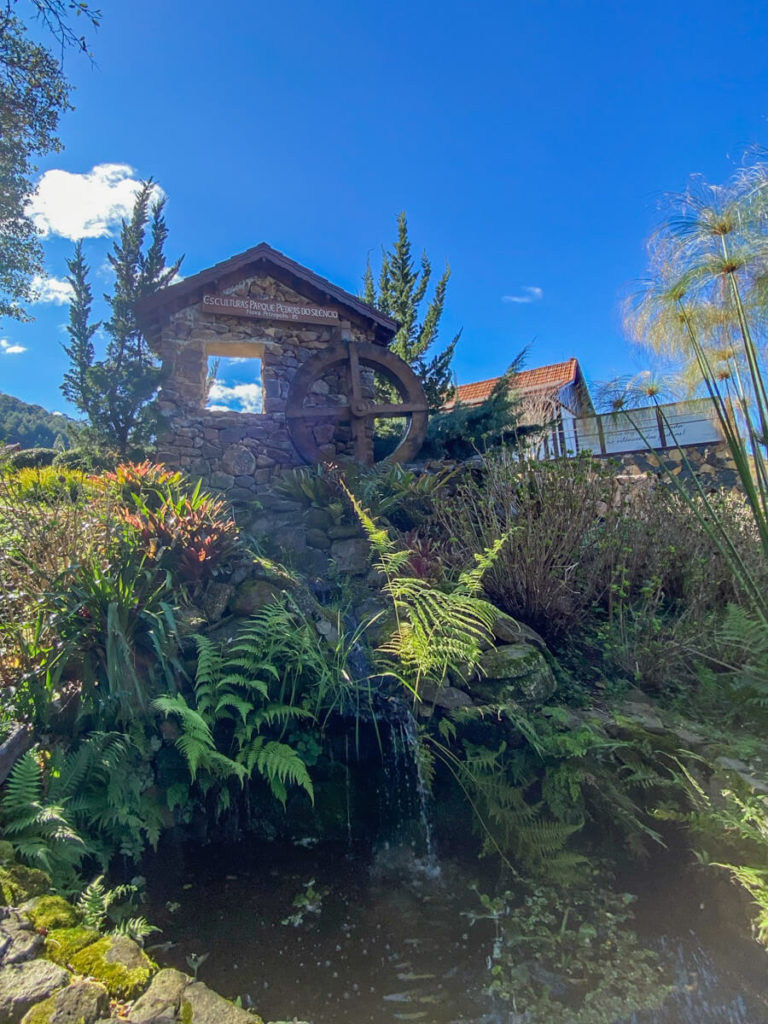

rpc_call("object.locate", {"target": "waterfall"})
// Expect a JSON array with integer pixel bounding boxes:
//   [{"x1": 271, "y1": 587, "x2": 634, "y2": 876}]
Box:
[{"x1": 378, "y1": 700, "x2": 440, "y2": 878}]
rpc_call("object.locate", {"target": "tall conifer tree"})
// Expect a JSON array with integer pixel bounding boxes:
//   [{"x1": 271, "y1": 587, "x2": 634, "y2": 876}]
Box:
[
  {"x1": 60, "y1": 182, "x2": 182, "y2": 455},
  {"x1": 363, "y1": 213, "x2": 458, "y2": 410}
]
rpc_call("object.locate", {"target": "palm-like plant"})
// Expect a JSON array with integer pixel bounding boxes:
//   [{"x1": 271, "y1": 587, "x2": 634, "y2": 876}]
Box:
[{"x1": 626, "y1": 167, "x2": 768, "y2": 598}]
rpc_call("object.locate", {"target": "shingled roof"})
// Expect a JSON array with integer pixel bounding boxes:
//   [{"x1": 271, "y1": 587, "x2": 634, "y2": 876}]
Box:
[
  {"x1": 135, "y1": 242, "x2": 399, "y2": 345},
  {"x1": 447, "y1": 358, "x2": 585, "y2": 408}
]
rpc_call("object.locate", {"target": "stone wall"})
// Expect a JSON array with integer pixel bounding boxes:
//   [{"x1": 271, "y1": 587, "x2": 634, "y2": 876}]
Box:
[
  {"x1": 155, "y1": 273, "x2": 377, "y2": 501},
  {"x1": 606, "y1": 441, "x2": 739, "y2": 490}
]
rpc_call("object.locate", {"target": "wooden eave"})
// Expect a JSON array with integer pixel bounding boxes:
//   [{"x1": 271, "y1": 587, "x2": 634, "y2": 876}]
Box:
[{"x1": 135, "y1": 242, "x2": 400, "y2": 346}]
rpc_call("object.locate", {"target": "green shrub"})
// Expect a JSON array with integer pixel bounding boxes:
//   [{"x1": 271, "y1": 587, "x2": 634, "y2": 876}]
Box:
[
  {"x1": 433, "y1": 453, "x2": 762, "y2": 685},
  {"x1": 7, "y1": 447, "x2": 57, "y2": 469}
]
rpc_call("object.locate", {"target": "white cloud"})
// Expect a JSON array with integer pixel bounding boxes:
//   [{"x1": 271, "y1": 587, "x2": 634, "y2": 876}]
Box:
[
  {"x1": 31, "y1": 274, "x2": 74, "y2": 305},
  {"x1": 207, "y1": 381, "x2": 263, "y2": 414},
  {"x1": 28, "y1": 164, "x2": 164, "y2": 241},
  {"x1": 0, "y1": 339, "x2": 27, "y2": 355},
  {"x1": 502, "y1": 286, "x2": 543, "y2": 304}
]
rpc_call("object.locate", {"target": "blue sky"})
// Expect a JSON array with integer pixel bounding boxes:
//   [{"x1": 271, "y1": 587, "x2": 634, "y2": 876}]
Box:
[{"x1": 2, "y1": 0, "x2": 767, "y2": 414}]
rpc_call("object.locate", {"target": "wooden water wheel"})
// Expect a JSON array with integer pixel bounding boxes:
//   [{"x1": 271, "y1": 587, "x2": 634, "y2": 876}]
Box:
[{"x1": 285, "y1": 341, "x2": 428, "y2": 465}]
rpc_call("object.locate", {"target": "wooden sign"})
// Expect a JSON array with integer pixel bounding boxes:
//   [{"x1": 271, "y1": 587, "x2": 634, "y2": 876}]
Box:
[{"x1": 202, "y1": 293, "x2": 340, "y2": 326}]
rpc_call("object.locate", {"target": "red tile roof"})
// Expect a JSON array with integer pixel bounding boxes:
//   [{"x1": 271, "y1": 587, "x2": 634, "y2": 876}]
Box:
[{"x1": 447, "y1": 358, "x2": 580, "y2": 408}]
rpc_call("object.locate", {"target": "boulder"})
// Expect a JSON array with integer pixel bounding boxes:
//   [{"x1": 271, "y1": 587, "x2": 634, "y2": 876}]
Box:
[
  {"x1": 180, "y1": 981, "x2": 263, "y2": 1024},
  {"x1": 305, "y1": 528, "x2": 331, "y2": 551},
  {"x1": 25, "y1": 898, "x2": 80, "y2": 933},
  {"x1": 128, "y1": 967, "x2": 189, "y2": 1023},
  {"x1": 474, "y1": 643, "x2": 557, "y2": 704},
  {"x1": 0, "y1": 912, "x2": 42, "y2": 966},
  {"x1": 43, "y1": 928, "x2": 100, "y2": 967},
  {"x1": 0, "y1": 960, "x2": 69, "y2": 1023},
  {"x1": 221, "y1": 445, "x2": 256, "y2": 478},
  {"x1": 417, "y1": 683, "x2": 474, "y2": 712},
  {"x1": 0, "y1": 867, "x2": 50, "y2": 908},
  {"x1": 201, "y1": 582, "x2": 234, "y2": 622},
  {"x1": 330, "y1": 538, "x2": 370, "y2": 576},
  {"x1": 19, "y1": 979, "x2": 108, "y2": 1024},
  {"x1": 491, "y1": 612, "x2": 548, "y2": 651},
  {"x1": 229, "y1": 579, "x2": 284, "y2": 617},
  {"x1": 67, "y1": 935, "x2": 154, "y2": 1000},
  {"x1": 304, "y1": 507, "x2": 333, "y2": 531}
]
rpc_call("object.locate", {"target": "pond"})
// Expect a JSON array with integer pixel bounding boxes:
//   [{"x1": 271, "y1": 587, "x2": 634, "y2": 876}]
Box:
[{"x1": 143, "y1": 836, "x2": 768, "y2": 1024}]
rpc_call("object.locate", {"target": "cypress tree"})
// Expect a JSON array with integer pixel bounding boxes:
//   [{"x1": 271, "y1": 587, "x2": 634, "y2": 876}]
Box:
[
  {"x1": 60, "y1": 182, "x2": 183, "y2": 456},
  {"x1": 364, "y1": 213, "x2": 459, "y2": 410}
]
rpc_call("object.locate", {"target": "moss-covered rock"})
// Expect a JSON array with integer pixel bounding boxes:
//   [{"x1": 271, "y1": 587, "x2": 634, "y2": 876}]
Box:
[
  {"x1": 68, "y1": 934, "x2": 155, "y2": 1000},
  {"x1": 0, "y1": 840, "x2": 16, "y2": 864},
  {"x1": 473, "y1": 643, "x2": 557, "y2": 704},
  {"x1": 129, "y1": 967, "x2": 188, "y2": 1023},
  {"x1": 180, "y1": 981, "x2": 263, "y2": 1024},
  {"x1": 0, "y1": 864, "x2": 51, "y2": 906},
  {"x1": 43, "y1": 927, "x2": 100, "y2": 966},
  {"x1": 26, "y1": 897, "x2": 81, "y2": 932},
  {"x1": 20, "y1": 979, "x2": 108, "y2": 1024}
]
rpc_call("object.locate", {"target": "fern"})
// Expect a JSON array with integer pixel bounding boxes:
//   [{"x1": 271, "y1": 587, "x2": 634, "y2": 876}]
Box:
[
  {"x1": 1, "y1": 750, "x2": 88, "y2": 883},
  {"x1": 154, "y1": 607, "x2": 328, "y2": 815},
  {"x1": 344, "y1": 485, "x2": 506, "y2": 696},
  {"x1": 112, "y1": 916, "x2": 160, "y2": 944}
]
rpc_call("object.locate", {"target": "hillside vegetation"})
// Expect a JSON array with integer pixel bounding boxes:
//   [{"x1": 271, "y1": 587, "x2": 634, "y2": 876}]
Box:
[{"x1": 0, "y1": 392, "x2": 74, "y2": 450}]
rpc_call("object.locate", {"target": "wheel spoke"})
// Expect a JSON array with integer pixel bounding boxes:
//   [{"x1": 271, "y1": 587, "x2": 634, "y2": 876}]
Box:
[
  {"x1": 359, "y1": 401, "x2": 429, "y2": 418},
  {"x1": 285, "y1": 405, "x2": 351, "y2": 420}
]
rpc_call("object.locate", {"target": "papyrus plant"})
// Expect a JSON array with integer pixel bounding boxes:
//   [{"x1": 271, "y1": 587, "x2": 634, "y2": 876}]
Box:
[{"x1": 625, "y1": 163, "x2": 768, "y2": 614}]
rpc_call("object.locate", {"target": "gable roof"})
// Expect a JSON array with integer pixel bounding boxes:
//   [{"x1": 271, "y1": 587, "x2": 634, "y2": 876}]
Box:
[
  {"x1": 135, "y1": 242, "x2": 399, "y2": 345},
  {"x1": 446, "y1": 359, "x2": 589, "y2": 409}
]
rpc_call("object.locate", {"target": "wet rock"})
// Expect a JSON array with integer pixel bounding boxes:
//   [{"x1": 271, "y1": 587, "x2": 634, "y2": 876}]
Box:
[
  {"x1": 128, "y1": 967, "x2": 188, "y2": 1023},
  {"x1": 0, "y1": 959, "x2": 69, "y2": 1023},
  {"x1": 19, "y1": 979, "x2": 108, "y2": 1024},
  {"x1": 473, "y1": 643, "x2": 557, "y2": 704},
  {"x1": 180, "y1": 981, "x2": 263, "y2": 1024},
  {"x1": 229, "y1": 579, "x2": 284, "y2": 616}
]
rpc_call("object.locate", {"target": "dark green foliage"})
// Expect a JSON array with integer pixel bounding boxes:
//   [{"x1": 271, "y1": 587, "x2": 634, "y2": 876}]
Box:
[
  {"x1": 0, "y1": 734, "x2": 167, "y2": 887},
  {"x1": 420, "y1": 353, "x2": 536, "y2": 460},
  {"x1": 6, "y1": 445, "x2": 57, "y2": 468},
  {"x1": 61, "y1": 240, "x2": 99, "y2": 417},
  {"x1": 364, "y1": 212, "x2": 458, "y2": 409},
  {"x1": 0, "y1": 392, "x2": 74, "y2": 449},
  {"x1": 60, "y1": 183, "x2": 183, "y2": 455},
  {"x1": 1, "y1": 749, "x2": 87, "y2": 884},
  {"x1": 154, "y1": 603, "x2": 350, "y2": 812},
  {"x1": 0, "y1": 12, "x2": 69, "y2": 321},
  {"x1": 468, "y1": 876, "x2": 669, "y2": 1022}
]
